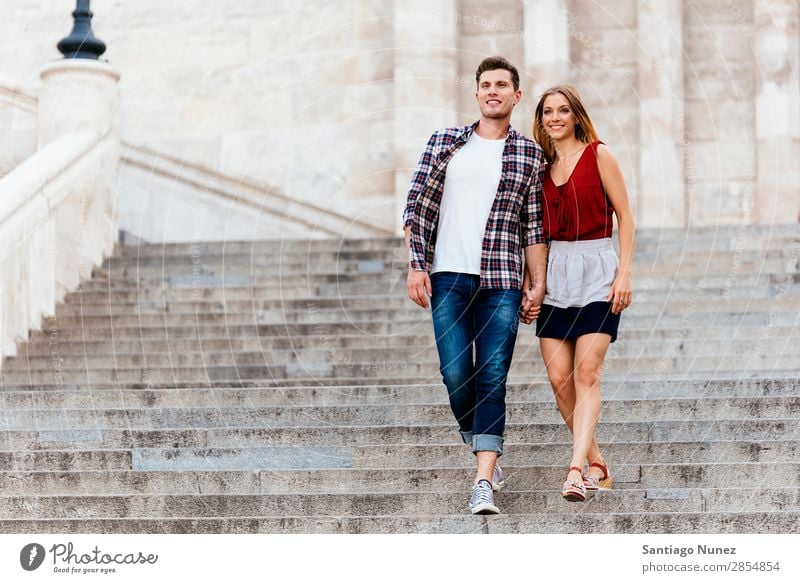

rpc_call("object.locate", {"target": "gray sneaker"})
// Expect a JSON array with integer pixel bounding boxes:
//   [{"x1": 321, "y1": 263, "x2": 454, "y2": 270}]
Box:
[
  {"x1": 492, "y1": 464, "x2": 506, "y2": 491},
  {"x1": 469, "y1": 479, "x2": 500, "y2": 515}
]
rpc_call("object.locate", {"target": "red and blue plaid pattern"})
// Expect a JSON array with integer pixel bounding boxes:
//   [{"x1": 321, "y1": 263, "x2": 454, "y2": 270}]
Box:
[{"x1": 403, "y1": 121, "x2": 546, "y2": 289}]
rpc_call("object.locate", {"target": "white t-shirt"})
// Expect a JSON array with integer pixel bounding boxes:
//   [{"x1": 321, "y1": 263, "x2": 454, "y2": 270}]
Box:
[{"x1": 431, "y1": 132, "x2": 505, "y2": 275}]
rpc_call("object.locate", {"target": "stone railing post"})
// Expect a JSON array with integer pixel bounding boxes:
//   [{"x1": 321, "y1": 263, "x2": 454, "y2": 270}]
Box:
[{"x1": 38, "y1": 60, "x2": 120, "y2": 148}]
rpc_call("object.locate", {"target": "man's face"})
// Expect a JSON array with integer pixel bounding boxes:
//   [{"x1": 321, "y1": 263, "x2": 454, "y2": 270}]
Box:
[{"x1": 476, "y1": 69, "x2": 521, "y2": 120}]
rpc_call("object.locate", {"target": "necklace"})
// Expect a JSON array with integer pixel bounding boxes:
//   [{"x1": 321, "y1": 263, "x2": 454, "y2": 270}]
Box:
[{"x1": 555, "y1": 145, "x2": 586, "y2": 163}]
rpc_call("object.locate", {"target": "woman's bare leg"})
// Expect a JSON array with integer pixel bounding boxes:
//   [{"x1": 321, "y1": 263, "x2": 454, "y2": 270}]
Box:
[
  {"x1": 540, "y1": 337, "x2": 602, "y2": 466},
  {"x1": 569, "y1": 333, "x2": 612, "y2": 475}
]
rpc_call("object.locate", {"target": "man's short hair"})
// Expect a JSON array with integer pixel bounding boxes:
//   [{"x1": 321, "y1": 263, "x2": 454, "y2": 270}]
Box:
[{"x1": 475, "y1": 56, "x2": 520, "y2": 91}]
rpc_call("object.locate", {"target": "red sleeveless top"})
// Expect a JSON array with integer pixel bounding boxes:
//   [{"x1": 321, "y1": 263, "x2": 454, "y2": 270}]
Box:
[{"x1": 542, "y1": 140, "x2": 614, "y2": 241}]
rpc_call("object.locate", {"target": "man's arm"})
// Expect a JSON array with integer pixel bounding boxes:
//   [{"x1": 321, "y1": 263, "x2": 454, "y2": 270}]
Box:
[
  {"x1": 521, "y1": 243, "x2": 547, "y2": 321},
  {"x1": 520, "y1": 153, "x2": 547, "y2": 249},
  {"x1": 403, "y1": 133, "x2": 438, "y2": 308},
  {"x1": 405, "y1": 226, "x2": 432, "y2": 308},
  {"x1": 403, "y1": 133, "x2": 437, "y2": 231},
  {"x1": 520, "y1": 156, "x2": 548, "y2": 322}
]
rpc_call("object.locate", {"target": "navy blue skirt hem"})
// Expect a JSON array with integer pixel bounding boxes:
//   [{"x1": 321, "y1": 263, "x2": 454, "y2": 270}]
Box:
[{"x1": 535, "y1": 301, "x2": 620, "y2": 343}]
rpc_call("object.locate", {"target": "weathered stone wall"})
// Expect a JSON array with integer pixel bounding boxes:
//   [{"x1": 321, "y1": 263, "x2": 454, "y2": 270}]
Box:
[
  {"x1": 1, "y1": 0, "x2": 796, "y2": 235},
  {"x1": 684, "y1": 0, "x2": 758, "y2": 225},
  {"x1": 565, "y1": 0, "x2": 641, "y2": 219}
]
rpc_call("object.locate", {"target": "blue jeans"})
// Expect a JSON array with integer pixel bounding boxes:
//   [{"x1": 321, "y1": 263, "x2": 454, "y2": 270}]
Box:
[{"x1": 430, "y1": 272, "x2": 521, "y2": 456}]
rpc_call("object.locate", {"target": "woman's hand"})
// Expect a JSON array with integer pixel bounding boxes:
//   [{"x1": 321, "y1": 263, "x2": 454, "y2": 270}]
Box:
[
  {"x1": 608, "y1": 273, "x2": 632, "y2": 314},
  {"x1": 520, "y1": 284, "x2": 545, "y2": 324}
]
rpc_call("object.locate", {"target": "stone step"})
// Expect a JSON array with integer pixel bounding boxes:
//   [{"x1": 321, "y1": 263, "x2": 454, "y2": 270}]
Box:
[
  {"x1": 115, "y1": 239, "x2": 405, "y2": 257},
  {"x1": 0, "y1": 379, "x2": 796, "y2": 408},
  {"x1": 16, "y1": 328, "x2": 800, "y2": 358},
  {"x1": 112, "y1": 228, "x2": 799, "y2": 256},
  {"x1": 0, "y1": 358, "x2": 793, "y2": 386},
  {"x1": 204, "y1": 420, "x2": 800, "y2": 447},
  {"x1": 105, "y1": 250, "x2": 406, "y2": 268},
  {"x1": 69, "y1": 270, "x2": 800, "y2": 293},
  {"x1": 64, "y1": 279, "x2": 798, "y2": 304},
  {"x1": 0, "y1": 449, "x2": 132, "y2": 471},
  {"x1": 39, "y1": 297, "x2": 800, "y2": 329},
  {"x1": 7, "y1": 372, "x2": 790, "y2": 393},
  {"x1": 24, "y1": 310, "x2": 800, "y2": 342},
  {"x1": 339, "y1": 440, "x2": 800, "y2": 468},
  {"x1": 1, "y1": 486, "x2": 798, "y2": 520},
  {"x1": 96, "y1": 262, "x2": 792, "y2": 285},
  {"x1": 25, "y1": 321, "x2": 417, "y2": 341},
  {"x1": 104, "y1": 244, "x2": 800, "y2": 271},
  {"x1": 6, "y1": 338, "x2": 800, "y2": 372},
  {"x1": 7, "y1": 508, "x2": 800, "y2": 534},
  {"x1": 81, "y1": 259, "x2": 800, "y2": 283},
  {"x1": 112, "y1": 231, "x2": 798, "y2": 253},
  {"x1": 3, "y1": 511, "x2": 796, "y2": 533},
  {"x1": 0, "y1": 397, "x2": 797, "y2": 432},
  {"x1": 52, "y1": 284, "x2": 800, "y2": 317},
  {"x1": 182, "y1": 463, "x2": 800, "y2": 494},
  {"x1": 0, "y1": 429, "x2": 208, "y2": 451},
  {"x1": 2, "y1": 350, "x2": 797, "y2": 385},
  {"x1": 94, "y1": 258, "x2": 794, "y2": 280},
  {"x1": 1, "y1": 439, "x2": 795, "y2": 476},
  {"x1": 111, "y1": 244, "x2": 798, "y2": 267},
  {"x1": 1, "y1": 371, "x2": 794, "y2": 392},
  {"x1": 103, "y1": 246, "x2": 793, "y2": 268},
  {"x1": 0, "y1": 419, "x2": 796, "y2": 450},
  {"x1": 5, "y1": 349, "x2": 796, "y2": 382},
  {"x1": 129, "y1": 443, "x2": 800, "y2": 472}
]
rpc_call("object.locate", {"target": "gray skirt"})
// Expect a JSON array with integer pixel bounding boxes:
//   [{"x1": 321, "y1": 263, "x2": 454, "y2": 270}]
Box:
[
  {"x1": 543, "y1": 238, "x2": 618, "y2": 309},
  {"x1": 538, "y1": 238, "x2": 621, "y2": 342}
]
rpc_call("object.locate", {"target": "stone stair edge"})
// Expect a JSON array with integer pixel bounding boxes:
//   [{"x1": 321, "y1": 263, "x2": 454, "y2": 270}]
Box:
[
  {"x1": 2, "y1": 512, "x2": 798, "y2": 534},
  {"x1": 1, "y1": 393, "x2": 798, "y2": 411},
  {"x1": 0, "y1": 440, "x2": 797, "y2": 453},
  {"x1": 2, "y1": 484, "x2": 800, "y2": 500},
  {"x1": 2, "y1": 374, "x2": 795, "y2": 391}
]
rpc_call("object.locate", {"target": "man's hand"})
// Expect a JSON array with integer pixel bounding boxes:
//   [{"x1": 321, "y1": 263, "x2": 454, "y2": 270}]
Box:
[
  {"x1": 407, "y1": 269, "x2": 432, "y2": 308},
  {"x1": 521, "y1": 243, "x2": 547, "y2": 325},
  {"x1": 520, "y1": 284, "x2": 545, "y2": 325}
]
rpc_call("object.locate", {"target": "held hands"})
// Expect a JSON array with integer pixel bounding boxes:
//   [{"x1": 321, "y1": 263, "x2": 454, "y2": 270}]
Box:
[
  {"x1": 519, "y1": 274, "x2": 545, "y2": 325},
  {"x1": 407, "y1": 268, "x2": 432, "y2": 308},
  {"x1": 608, "y1": 273, "x2": 633, "y2": 314}
]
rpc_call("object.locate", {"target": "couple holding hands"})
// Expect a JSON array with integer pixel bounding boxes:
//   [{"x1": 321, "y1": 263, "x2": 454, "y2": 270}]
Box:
[{"x1": 403, "y1": 56, "x2": 635, "y2": 514}]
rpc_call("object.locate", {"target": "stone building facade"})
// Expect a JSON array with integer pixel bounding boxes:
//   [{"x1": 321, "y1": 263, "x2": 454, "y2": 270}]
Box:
[{"x1": 1, "y1": 0, "x2": 797, "y2": 239}]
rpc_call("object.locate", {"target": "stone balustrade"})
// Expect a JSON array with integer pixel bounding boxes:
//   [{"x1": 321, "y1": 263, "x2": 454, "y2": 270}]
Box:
[
  {"x1": 0, "y1": 76, "x2": 38, "y2": 177},
  {"x1": 0, "y1": 60, "x2": 120, "y2": 367},
  {"x1": 0, "y1": 131, "x2": 119, "y2": 364}
]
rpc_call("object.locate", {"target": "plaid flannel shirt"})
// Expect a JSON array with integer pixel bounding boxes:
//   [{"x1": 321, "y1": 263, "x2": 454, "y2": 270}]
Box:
[{"x1": 403, "y1": 121, "x2": 546, "y2": 289}]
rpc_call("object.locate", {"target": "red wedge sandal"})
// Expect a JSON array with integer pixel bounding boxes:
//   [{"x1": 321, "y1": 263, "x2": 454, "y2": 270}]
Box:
[
  {"x1": 561, "y1": 466, "x2": 587, "y2": 502},
  {"x1": 583, "y1": 461, "x2": 613, "y2": 491}
]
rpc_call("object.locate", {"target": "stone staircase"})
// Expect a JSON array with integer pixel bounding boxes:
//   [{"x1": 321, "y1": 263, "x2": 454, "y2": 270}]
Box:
[{"x1": 1, "y1": 225, "x2": 798, "y2": 533}]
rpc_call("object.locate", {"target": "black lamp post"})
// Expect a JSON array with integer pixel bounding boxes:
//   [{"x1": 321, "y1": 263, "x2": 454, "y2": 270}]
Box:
[{"x1": 57, "y1": 0, "x2": 106, "y2": 59}]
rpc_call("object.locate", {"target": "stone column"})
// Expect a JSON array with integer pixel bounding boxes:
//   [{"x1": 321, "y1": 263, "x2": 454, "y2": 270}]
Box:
[
  {"x1": 754, "y1": 0, "x2": 800, "y2": 224},
  {"x1": 37, "y1": 59, "x2": 121, "y2": 299},
  {"x1": 38, "y1": 59, "x2": 120, "y2": 147},
  {"x1": 393, "y1": 0, "x2": 459, "y2": 234},
  {"x1": 522, "y1": 0, "x2": 570, "y2": 105},
  {"x1": 637, "y1": 0, "x2": 685, "y2": 228}
]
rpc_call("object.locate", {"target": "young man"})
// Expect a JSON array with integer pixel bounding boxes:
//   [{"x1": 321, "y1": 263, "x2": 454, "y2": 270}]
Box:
[{"x1": 403, "y1": 56, "x2": 548, "y2": 514}]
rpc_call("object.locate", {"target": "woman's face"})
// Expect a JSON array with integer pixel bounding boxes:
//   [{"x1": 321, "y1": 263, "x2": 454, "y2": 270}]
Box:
[{"x1": 540, "y1": 93, "x2": 577, "y2": 141}]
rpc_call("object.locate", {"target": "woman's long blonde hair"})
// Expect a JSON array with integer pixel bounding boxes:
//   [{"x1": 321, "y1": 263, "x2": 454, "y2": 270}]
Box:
[{"x1": 533, "y1": 85, "x2": 599, "y2": 164}]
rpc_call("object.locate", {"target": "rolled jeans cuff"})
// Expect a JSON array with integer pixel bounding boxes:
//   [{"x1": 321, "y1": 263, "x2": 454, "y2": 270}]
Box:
[
  {"x1": 472, "y1": 433, "x2": 503, "y2": 456},
  {"x1": 459, "y1": 430, "x2": 473, "y2": 446}
]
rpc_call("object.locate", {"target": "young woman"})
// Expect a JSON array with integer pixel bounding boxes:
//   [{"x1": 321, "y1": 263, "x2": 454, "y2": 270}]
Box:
[{"x1": 522, "y1": 85, "x2": 635, "y2": 501}]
